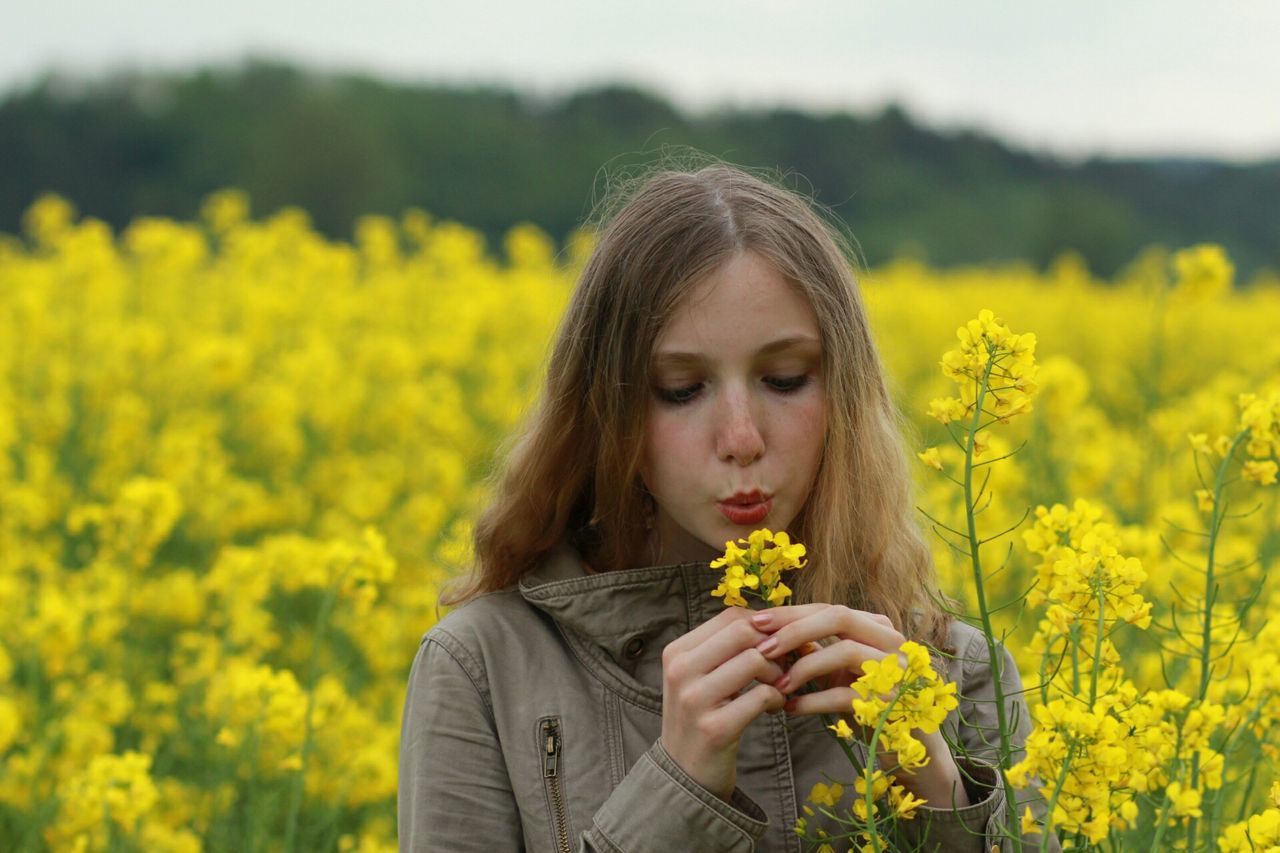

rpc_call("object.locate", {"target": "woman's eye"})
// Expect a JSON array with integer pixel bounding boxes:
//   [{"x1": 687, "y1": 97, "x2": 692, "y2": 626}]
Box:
[
  {"x1": 765, "y1": 375, "x2": 809, "y2": 393},
  {"x1": 656, "y1": 383, "x2": 702, "y2": 404}
]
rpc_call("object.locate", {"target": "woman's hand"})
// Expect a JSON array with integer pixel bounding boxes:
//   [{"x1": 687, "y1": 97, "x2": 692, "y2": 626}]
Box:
[
  {"x1": 751, "y1": 604, "x2": 969, "y2": 808},
  {"x1": 660, "y1": 606, "x2": 789, "y2": 802}
]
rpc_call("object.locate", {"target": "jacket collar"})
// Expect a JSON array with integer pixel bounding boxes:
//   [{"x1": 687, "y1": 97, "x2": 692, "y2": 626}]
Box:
[{"x1": 519, "y1": 540, "x2": 734, "y2": 670}]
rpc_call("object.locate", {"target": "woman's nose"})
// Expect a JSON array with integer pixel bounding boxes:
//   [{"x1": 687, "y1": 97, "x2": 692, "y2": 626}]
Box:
[{"x1": 715, "y1": 388, "x2": 765, "y2": 465}]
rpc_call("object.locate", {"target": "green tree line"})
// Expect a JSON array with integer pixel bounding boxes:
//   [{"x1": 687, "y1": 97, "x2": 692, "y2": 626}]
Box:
[{"x1": 2, "y1": 59, "x2": 1276, "y2": 278}]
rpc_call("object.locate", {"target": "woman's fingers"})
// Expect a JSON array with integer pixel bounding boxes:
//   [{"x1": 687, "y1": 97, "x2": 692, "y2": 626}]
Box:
[
  {"x1": 659, "y1": 609, "x2": 790, "y2": 799},
  {"x1": 776, "y1": 638, "x2": 882, "y2": 692},
  {"x1": 700, "y1": 644, "x2": 786, "y2": 701},
  {"x1": 664, "y1": 606, "x2": 753, "y2": 662},
  {"x1": 754, "y1": 604, "x2": 905, "y2": 661},
  {"x1": 668, "y1": 618, "x2": 785, "y2": 711},
  {"x1": 671, "y1": 614, "x2": 778, "y2": 683},
  {"x1": 782, "y1": 684, "x2": 858, "y2": 717},
  {"x1": 706, "y1": 682, "x2": 787, "y2": 742}
]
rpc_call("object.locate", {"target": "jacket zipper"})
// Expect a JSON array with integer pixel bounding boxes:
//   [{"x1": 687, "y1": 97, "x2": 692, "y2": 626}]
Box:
[{"x1": 541, "y1": 717, "x2": 571, "y2": 853}]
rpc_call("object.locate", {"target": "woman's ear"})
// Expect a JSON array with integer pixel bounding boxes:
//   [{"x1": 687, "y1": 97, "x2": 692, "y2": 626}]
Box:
[{"x1": 639, "y1": 485, "x2": 657, "y2": 531}]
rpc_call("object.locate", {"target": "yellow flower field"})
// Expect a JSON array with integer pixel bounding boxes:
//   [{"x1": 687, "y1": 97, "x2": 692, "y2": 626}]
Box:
[{"x1": 2, "y1": 190, "x2": 1278, "y2": 850}]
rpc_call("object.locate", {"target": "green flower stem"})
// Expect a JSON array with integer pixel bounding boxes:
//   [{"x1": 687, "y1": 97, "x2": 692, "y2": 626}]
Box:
[
  {"x1": 1090, "y1": 582, "x2": 1106, "y2": 708},
  {"x1": 962, "y1": 343, "x2": 1024, "y2": 852},
  {"x1": 861, "y1": 696, "x2": 904, "y2": 853},
  {"x1": 818, "y1": 711, "x2": 867, "y2": 773},
  {"x1": 282, "y1": 578, "x2": 341, "y2": 853},
  {"x1": 1234, "y1": 750, "x2": 1261, "y2": 823},
  {"x1": 1147, "y1": 789, "x2": 1174, "y2": 853},
  {"x1": 1186, "y1": 428, "x2": 1249, "y2": 853},
  {"x1": 1070, "y1": 624, "x2": 1081, "y2": 697},
  {"x1": 1038, "y1": 741, "x2": 1076, "y2": 853},
  {"x1": 1197, "y1": 430, "x2": 1248, "y2": 702}
]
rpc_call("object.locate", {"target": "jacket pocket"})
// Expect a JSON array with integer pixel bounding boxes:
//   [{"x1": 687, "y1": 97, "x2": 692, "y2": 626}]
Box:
[{"x1": 539, "y1": 716, "x2": 572, "y2": 853}]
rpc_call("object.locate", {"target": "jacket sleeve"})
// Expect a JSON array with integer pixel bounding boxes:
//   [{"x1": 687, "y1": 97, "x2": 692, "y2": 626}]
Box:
[
  {"x1": 399, "y1": 633, "x2": 769, "y2": 853},
  {"x1": 398, "y1": 635, "x2": 525, "y2": 852},
  {"x1": 580, "y1": 738, "x2": 768, "y2": 852},
  {"x1": 893, "y1": 631, "x2": 1059, "y2": 853}
]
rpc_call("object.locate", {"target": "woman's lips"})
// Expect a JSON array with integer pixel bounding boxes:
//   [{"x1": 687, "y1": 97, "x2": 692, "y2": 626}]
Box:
[{"x1": 717, "y1": 497, "x2": 772, "y2": 525}]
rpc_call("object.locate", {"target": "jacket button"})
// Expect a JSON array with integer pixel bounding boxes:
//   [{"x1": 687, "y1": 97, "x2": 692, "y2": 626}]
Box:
[{"x1": 623, "y1": 636, "x2": 646, "y2": 659}]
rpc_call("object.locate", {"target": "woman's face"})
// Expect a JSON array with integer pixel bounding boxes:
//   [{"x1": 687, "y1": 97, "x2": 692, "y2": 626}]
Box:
[{"x1": 638, "y1": 249, "x2": 828, "y2": 566}]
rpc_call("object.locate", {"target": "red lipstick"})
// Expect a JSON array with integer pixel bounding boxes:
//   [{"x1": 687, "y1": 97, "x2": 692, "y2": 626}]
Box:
[{"x1": 717, "y1": 490, "x2": 773, "y2": 525}]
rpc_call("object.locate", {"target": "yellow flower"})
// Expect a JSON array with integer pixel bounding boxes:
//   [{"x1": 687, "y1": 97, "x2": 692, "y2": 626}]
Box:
[
  {"x1": 710, "y1": 529, "x2": 806, "y2": 609},
  {"x1": 854, "y1": 770, "x2": 890, "y2": 800},
  {"x1": 933, "y1": 309, "x2": 1039, "y2": 429},
  {"x1": 1219, "y1": 807, "x2": 1280, "y2": 851},
  {"x1": 927, "y1": 396, "x2": 967, "y2": 424},
  {"x1": 47, "y1": 751, "x2": 159, "y2": 849},
  {"x1": 827, "y1": 719, "x2": 855, "y2": 740},
  {"x1": 1243, "y1": 460, "x2": 1278, "y2": 486},
  {"x1": 917, "y1": 447, "x2": 943, "y2": 470},
  {"x1": 888, "y1": 785, "x2": 927, "y2": 820},
  {"x1": 1166, "y1": 781, "x2": 1202, "y2": 819},
  {"x1": 808, "y1": 781, "x2": 844, "y2": 808},
  {"x1": 766, "y1": 581, "x2": 793, "y2": 606},
  {"x1": 710, "y1": 564, "x2": 759, "y2": 608}
]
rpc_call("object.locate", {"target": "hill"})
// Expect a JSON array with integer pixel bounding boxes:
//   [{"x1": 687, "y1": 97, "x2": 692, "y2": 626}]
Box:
[{"x1": 2, "y1": 60, "x2": 1276, "y2": 277}]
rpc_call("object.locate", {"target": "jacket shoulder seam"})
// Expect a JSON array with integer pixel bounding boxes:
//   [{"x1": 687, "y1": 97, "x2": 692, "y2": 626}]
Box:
[{"x1": 422, "y1": 630, "x2": 496, "y2": 719}]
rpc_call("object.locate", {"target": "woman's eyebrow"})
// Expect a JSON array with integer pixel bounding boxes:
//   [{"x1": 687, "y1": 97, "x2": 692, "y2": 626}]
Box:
[
  {"x1": 651, "y1": 335, "x2": 822, "y2": 368},
  {"x1": 756, "y1": 335, "x2": 822, "y2": 356}
]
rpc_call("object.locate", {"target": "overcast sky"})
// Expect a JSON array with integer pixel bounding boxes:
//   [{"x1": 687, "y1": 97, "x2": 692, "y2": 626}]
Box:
[{"x1": 6, "y1": 1, "x2": 1279, "y2": 162}]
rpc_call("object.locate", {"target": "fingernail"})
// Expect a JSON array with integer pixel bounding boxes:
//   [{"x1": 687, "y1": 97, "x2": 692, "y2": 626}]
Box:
[
  {"x1": 757, "y1": 636, "x2": 778, "y2": 656},
  {"x1": 751, "y1": 612, "x2": 771, "y2": 628},
  {"x1": 784, "y1": 699, "x2": 798, "y2": 714},
  {"x1": 773, "y1": 674, "x2": 790, "y2": 691}
]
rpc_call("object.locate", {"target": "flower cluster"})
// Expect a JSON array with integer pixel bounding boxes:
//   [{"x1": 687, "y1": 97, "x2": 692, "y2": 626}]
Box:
[
  {"x1": 1006, "y1": 697, "x2": 1134, "y2": 841},
  {"x1": 8, "y1": 186, "x2": 1277, "y2": 850},
  {"x1": 840, "y1": 641, "x2": 959, "y2": 774},
  {"x1": 204, "y1": 660, "x2": 309, "y2": 774},
  {"x1": 1008, "y1": 688, "x2": 1227, "y2": 841},
  {"x1": 924, "y1": 308, "x2": 1039, "y2": 460},
  {"x1": 46, "y1": 751, "x2": 163, "y2": 850},
  {"x1": 1022, "y1": 500, "x2": 1152, "y2": 640},
  {"x1": 709, "y1": 528, "x2": 807, "y2": 608},
  {"x1": 810, "y1": 641, "x2": 958, "y2": 844},
  {"x1": 796, "y1": 770, "x2": 929, "y2": 845},
  {"x1": 1189, "y1": 392, "x2": 1280, "y2": 491}
]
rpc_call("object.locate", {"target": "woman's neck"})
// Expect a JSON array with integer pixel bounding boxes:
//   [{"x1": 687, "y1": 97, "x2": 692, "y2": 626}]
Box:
[{"x1": 639, "y1": 518, "x2": 721, "y2": 568}]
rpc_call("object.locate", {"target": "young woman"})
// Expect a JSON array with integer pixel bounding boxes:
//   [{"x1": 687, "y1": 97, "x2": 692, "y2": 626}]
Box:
[{"x1": 398, "y1": 160, "x2": 1044, "y2": 851}]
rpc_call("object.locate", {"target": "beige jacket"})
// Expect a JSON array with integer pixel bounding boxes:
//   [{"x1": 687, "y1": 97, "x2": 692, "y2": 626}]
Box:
[{"x1": 399, "y1": 542, "x2": 1048, "y2": 851}]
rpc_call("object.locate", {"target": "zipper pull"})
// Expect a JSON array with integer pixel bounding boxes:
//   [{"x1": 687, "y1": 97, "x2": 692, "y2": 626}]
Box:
[{"x1": 543, "y1": 721, "x2": 559, "y2": 778}]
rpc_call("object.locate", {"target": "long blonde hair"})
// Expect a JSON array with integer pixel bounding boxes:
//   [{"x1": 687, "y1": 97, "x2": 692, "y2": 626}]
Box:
[{"x1": 440, "y1": 155, "x2": 948, "y2": 645}]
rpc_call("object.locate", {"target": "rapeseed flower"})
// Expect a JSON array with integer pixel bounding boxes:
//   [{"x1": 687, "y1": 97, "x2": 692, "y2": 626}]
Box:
[
  {"x1": 5, "y1": 191, "x2": 1276, "y2": 850},
  {"x1": 929, "y1": 308, "x2": 1040, "y2": 432},
  {"x1": 710, "y1": 528, "x2": 807, "y2": 608}
]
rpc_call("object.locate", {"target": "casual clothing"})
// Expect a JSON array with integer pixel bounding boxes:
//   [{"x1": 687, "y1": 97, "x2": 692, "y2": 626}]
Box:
[{"x1": 399, "y1": 541, "x2": 1047, "y2": 851}]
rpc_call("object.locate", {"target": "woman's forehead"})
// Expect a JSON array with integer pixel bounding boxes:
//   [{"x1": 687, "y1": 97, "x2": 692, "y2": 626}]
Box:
[{"x1": 653, "y1": 257, "x2": 820, "y2": 350}]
